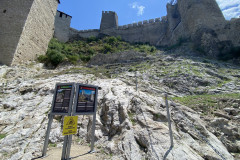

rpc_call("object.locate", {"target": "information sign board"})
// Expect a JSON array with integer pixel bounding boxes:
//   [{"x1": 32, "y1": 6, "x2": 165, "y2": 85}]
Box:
[
  {"x1": 73, "y1": 84, "x2": 98, "y2": 115},
  {"x1": 51, "y1": 83, "x2": 75, "y2": 115},
  {"x1": 62, "y1": 116, "x2": 78, "y2": 136}
]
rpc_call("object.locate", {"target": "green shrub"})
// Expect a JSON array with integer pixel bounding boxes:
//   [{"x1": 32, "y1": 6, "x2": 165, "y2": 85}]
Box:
[
  {"x1": 87, "y1": 36, "x2": 97, "y2": 43},
  {"x1": 105, "y1": 36, "x2": 118, "y2": 45},
  {"x1": 37, "y1": 55, "x2": 48, "y2": 63},
  {"x1": 79, "y1": 54, "x2": 91, "y2": 62},
  {"x1": 218, "y1": 46, "x2": 240, "y2": 61},
  {"x1": 48, "y1": 38, "x2": 62, "y2": 51},
  {"x1": 47, "y1": 50, "x2": 65, "y2": 66},
  {"x1": 150, "y1": 46, "x2": 156, "y2": 53},
  {"x1": 62, "y1": 44, "x2": 73, "y2": 54},
  {"x1": 116, "y1": 36, "x2": 122, "y2": 41},
  {"x1": 133, "y1": 44, "x2": 156, "y2": 54},
  {"x1": 103, "y1": 44, "x2": 113, "y2": 53},
  {"x1": 42, "y1": 36, "x2": 159, "y2": 67},
  {"x1": 67, "y1": 54, "x2": 79, "y2": 64},
  {"x1": 87, "y1": 48, "x2": 96, "y2": 55}
]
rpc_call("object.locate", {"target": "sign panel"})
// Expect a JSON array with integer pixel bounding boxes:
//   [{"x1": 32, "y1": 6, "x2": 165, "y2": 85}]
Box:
[
  {"x1": 62, "y1": 116, "x2": 78, "y2": 136},
  {"x1": 73, "y1": 84, "x2": 98, "y2": 115},
  {"x1": 51, "y1": 83, "x2": 75, "y2": 115}
]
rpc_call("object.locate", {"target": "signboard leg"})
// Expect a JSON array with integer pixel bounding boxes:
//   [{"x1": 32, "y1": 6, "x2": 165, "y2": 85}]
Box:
[
  {"x1": 61, "y1": 135, "x2": 69, "y2": 160},
  {"x1": 42, "y1": 114, "x2": 54, "y2": 157},
  {"x1": 90, "y1": 113, "x2": 97, "y2": 152},
  {"x1": 72, "y1": 84, "x2": 99, "y2": 154},
  {"x1": 165, "y1": 94, "x2": 174, "y2": 147},
  {"x1": 66, "y1": 135, "x2": 73, "y2": 159}
]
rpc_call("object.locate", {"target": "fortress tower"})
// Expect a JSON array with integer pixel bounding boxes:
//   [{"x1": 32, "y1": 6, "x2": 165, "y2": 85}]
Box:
[
  {"x1": 54, "y1": 11, "x2": 72, "y2": 42},
  {"x1": 177, "y1": 0, "x2": 225, "y2": 35},
  {"x1": 100, "y1": 11, "x2": 118, "y2": 30},
  {"x1": 0, "y1": 0, "x2": 59, "y2": 66}
]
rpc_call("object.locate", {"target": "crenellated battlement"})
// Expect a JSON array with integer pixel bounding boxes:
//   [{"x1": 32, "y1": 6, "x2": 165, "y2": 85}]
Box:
[
  {"x1": 102, "y1": 11, "x2": 116, "y2": 14},
  {"x1": 56, "y1": 10, "x2": 72, "y2": 19},
  {"x1": 117, "y1": 16, "x2": 167, "y2": 30},
  {"x1": 78, "y1": 29, "x2": 99, "y2": 33},
  {"x1": 73, "y1": 15, "x2": 167, "y2": 31}
]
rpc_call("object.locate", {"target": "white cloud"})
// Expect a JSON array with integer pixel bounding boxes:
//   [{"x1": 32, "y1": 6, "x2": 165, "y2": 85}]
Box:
[
  {"x1": 216, "y1": 0, "x2": 240, "y2": 20},
  {"x1": 130, "y1": 2, "x2": 145, "y2": 16},
  {"x1": 168, "y1": 0, "x2": 177, "y2": 5}
]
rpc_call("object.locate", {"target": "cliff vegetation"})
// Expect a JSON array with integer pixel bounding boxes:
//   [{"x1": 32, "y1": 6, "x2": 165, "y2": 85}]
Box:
[{"x1": 38, "y1": 37, "x2": 156, "y2": 67}]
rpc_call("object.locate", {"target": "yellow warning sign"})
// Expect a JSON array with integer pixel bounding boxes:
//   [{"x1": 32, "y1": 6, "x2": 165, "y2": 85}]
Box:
[{"x1": 63, "y1": 116, "x2": 78, "y2": 136}]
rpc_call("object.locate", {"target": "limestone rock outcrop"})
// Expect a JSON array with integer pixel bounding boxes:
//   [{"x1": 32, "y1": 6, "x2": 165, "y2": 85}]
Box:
[{"x1": 1, "y1": 49, "x2": 240, "y2": 159}]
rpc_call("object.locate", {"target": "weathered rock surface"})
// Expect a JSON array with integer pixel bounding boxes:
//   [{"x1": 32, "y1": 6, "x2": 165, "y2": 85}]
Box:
[{"x1": 0, "y1": 51, "x2": 239, "y2": 159}]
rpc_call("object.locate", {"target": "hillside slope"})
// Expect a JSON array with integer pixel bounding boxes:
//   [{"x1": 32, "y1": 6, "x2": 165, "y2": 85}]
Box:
[{"x1": 0, "y1": 48, "x2": 240, "y2": 159}]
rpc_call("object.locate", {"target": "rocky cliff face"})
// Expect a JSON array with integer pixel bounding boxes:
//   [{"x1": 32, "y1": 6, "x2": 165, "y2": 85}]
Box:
[
  {"x1": 0, "y1": 49, "x2": 239, "y2": 159},
  {"x1": 166, "y1": 0, "x2": 240, "y2": 57}
]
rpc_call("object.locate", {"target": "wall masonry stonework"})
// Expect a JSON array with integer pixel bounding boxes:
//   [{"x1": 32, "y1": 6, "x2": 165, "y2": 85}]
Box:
[
  {"x1": 0, "y1": 0, "x2": 34, "y2": 65},
  {"x1": 101, "y1": 20, "x2": 168, "y2": 46},
  {"x1": 66, "y1": 10, "x2": 169, "y2": 46},
  {"x1": 12, "y1": 0, "x2": 58, "y2": 65},
  {"x1": 69, "y1": 28, "x2": 100, "y2": 40},
  {"x1": 54, "y1": 11, "x2": 72, "y2": 42},
  {"x1": 0, "y1": 0, "x2": 58, "y2": 66},
  {"x1": 100, "y1": 11, "x2": 118, "y2": 30}
]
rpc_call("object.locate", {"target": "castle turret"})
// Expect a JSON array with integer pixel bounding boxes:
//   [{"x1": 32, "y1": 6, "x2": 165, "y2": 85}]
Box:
[
  {"x1": 100, "y1": 11, "x2": 118, "y2": 30},
  {"x1": 54, "y1": 10, "x2": 72, "y2": 42}
]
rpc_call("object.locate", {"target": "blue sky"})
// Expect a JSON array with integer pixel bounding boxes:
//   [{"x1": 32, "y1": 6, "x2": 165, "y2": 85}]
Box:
[{"x1": 58, "y1": 0, "x2": 240, "y2": 30}]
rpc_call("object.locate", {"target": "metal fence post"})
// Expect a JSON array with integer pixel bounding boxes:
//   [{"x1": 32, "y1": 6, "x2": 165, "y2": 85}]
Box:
[
  {"x1": 90, "y1": 113, "x2": 97, "y2": 152},
  {"x1": 165, "y1": 94, "x2": 174, "y2": 147},
  {"x1": 135, "y1": 71, "x2": 138, "y2": 91}
]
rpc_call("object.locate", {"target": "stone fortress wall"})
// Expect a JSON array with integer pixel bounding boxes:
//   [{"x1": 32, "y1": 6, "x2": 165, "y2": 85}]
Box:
[
  {"x1": 54, "y1": 10, "x2": 72, "y2": 42},
  {"x1": 1, "y1": 0, "x2": 239, "y2": 66},
  {"x1": 55, "y1": 0, "x2": 240, "y2": 52},
  {"x1": 0, "y1": 0, "x2": 34, "y2": 66},
  {"x1": 100, "y1": 15, "x2": 168, "y2": 46},
  {"x1": 0, "y1": 0, "x2": 59, "y2": 66},
  {"x1": 67, "y1": 14, "x2": 168, "y2": 45},
  {"x1": 60, "y1": 11, "x2": 169, "y2": 46}
]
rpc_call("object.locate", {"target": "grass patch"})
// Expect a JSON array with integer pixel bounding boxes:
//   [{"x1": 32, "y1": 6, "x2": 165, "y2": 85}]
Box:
[
  {"x1": 128, "y1": 112, "x2": 136, "y2": 126},
  {"x1": 49, "y1": 142, "x2": 57, "y2": 148},
  {"x1": 217, "y1": 79, "x2": 232, "y2": 88},
  {"x1": 171, "y1": 93, "x2": 240, "y2": 115},
  {"x1": 0, "y1": 134, "x2": 7, "y2": 140}
]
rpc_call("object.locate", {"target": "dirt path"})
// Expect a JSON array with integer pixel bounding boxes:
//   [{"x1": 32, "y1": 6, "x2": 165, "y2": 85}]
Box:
[{"x1": 38, "y1": 144, "x2": 106, "y2": 160}]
